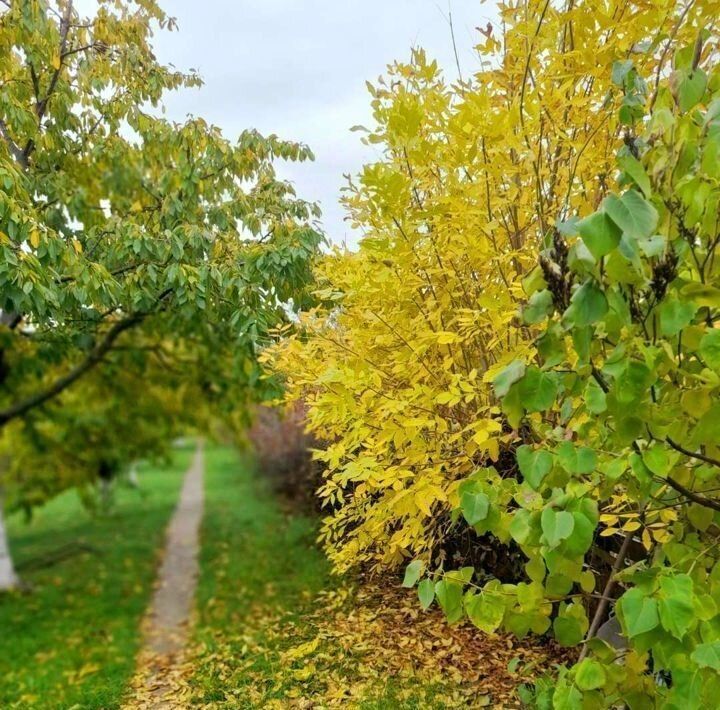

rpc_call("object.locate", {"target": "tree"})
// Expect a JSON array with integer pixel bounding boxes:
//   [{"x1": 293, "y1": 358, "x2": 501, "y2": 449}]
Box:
[
  {"x1": 0, "y1": 0, "x2": 322, "y2": 589},
  {"x1": 1, "y1": 353, "x2": 199, "y2": 515}
]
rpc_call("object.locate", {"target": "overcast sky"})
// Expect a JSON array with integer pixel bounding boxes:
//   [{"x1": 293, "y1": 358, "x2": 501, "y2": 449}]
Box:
[{"x1": 81, "y1": 1, "x2": 494, "y2": 246}]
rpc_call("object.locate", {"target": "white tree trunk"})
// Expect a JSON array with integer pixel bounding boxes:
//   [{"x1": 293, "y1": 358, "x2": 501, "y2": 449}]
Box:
[
  {"x1": 0, "y1": 311, "x2": 19, "y2": 590},
  {"x1": 0, "y1": 496, "x2": 18, "y2": 591}
]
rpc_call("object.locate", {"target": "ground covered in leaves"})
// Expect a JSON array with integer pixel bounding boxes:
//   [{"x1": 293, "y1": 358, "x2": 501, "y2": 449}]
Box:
[{"x1": 183, "y1": 447, "x2": 567, "y2": 708}]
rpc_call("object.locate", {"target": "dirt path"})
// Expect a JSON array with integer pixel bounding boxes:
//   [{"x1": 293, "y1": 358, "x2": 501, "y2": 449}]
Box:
[{"x1": 125, "y1": 443, "x2": 204, "y2": 708}]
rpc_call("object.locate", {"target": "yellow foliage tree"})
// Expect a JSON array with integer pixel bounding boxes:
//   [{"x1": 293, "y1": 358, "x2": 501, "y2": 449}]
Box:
[{"x1": 268, "y1": 0, "x2": 718, "y2": 574}]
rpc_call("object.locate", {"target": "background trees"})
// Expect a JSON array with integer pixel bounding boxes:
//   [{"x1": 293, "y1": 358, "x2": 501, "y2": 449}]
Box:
[{"x1": 0, "y1": 0, "x2": 322, "y2": 589}]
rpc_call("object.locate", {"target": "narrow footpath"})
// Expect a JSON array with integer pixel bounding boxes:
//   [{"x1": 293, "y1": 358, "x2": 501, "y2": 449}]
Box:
[{"x1": 125, "y1": 442, "x2": 204, "y2": 709}]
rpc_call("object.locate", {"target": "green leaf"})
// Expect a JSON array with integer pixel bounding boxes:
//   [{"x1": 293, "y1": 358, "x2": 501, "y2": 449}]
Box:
[
  {"x1": 541, "y1": 508, "x2": 575, "y2": 548},
  {"x1": 584, "y1": 379, "x2": 607, "y2": 414},
  {"x1": 493, "y1": 359, "x2": 526, "y2": 398},
  {"x1": 658, "y1": 574, "x2": 695, "y2": 640},
  {"x1": 677, "y1": 68, "x2": 707, "y2": 112},
  {"x1": 564, "y1": 281, "x2": 608, "y2": 327},
  {"x1": 546, "y1": 573, "x2": 573, "y2": 597},
  {"x1": 445, "y1": 566, "x2": 474, "y2": 584},
  {"x1": 522, "y1": 265, "x2": 548, "y2": 296},
  {"x1": 577, "y1": 211, "x2": 622, "y2": 259},
  {"x1": 418, "y1": 578, "x2": 435, "y2": 610},
  {"x1": 604, "y1": 190, "x2": 659, "y2": 241},
  {"x1": 682, "y1": 282, "x2": 720, "y2": 307},
  {"x1": 509, "y1": 509, "x2": 532, "y2": 545},
  {"x1": 518, "y1": 367, "x2": 558, "y2": 412},
  {"x1": 691, "y1": 641, "x2": 720, "y2": 670},
  {"x1": 575, "y1": 658, "x2": 607, "y2": 691},
  {"x1": 612, "y1": 59, "x2": 634, "y2": 86},
  {"x1": 615, "y1": 360, "x2": 653, "y2": 404},
  {"x1": 517, "y1": 446, "x2": 553, "y2": 490},
  {"x1": 700, "y1": 329, "x2": 720, "y2": 371},
  {"x1": 659, "y1": 298, "x2": 697, "y2": 337},
  {"x1": 688, "y1": 503, "x2": 714, "y2": 532},
  {"x1": 696, "y1": 402, "x2": 720, "y2": 442},
  {"x1": 525, "y1": 554, "x2": 546, "y2": 583},
  {"x1": 465, "y1": 590, "x2": 505, "y2": 633},
  {"x1": 435, "y1": 580, "x2": 464, "y2": 624},
  {"x1": 563, "y1": 513, "x2": 595, "y2": 557},
  {"x1": 619, "y1": 588, "x2": 659, "y2": 638},
  {"x1": 461, "y1": 490, "x2": 490, "y2": 525},
  {"x1": 553, "y1": 613, "x2": 585, "y2": 647},
  {"x1": 524, "y1": 289, "x2": 554, "y2": 324},
  {"x1": 642, "y1": 443, "x2": 677, "y2": 476},
  {"x1": 556, "y1": 216, "x2": 580, "y2": 235},
  {"x1": 618, "y1": 153, "x2": 652, "y2": 198},
  {"x1": 638, "y1": 234, "x2": 667, "y2": 257},
  {"x1": 402, "y1": 560, "x2": 424, "y2": 588},
  {"x1": 557, "y1": 441, "x2": 597, "y2": 475}
]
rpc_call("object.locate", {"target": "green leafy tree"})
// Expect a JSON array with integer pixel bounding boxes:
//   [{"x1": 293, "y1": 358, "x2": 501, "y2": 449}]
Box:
[
  {"x1": 0, "y1": 0, "x2": 322, "y2": 589},
  {"x1": 2, "y1": 355, "x2": 199, "y2": 515}
]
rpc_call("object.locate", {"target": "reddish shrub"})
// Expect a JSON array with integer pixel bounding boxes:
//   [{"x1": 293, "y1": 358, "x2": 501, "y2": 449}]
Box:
[{"x1": 246, "y1": 402, "x2": 322, "y2": 511}]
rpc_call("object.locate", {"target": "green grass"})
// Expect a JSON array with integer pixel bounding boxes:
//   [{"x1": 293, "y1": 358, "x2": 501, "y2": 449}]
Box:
[
  {"x1": 0, "y1": 444, "x2": 193, "y2": 710},
  {"x1": 190, "y1": 444, "x2": 332, "y2": 705},
  {"x1": 189, "y1": 446, "x2": 479, "y2": 709}
]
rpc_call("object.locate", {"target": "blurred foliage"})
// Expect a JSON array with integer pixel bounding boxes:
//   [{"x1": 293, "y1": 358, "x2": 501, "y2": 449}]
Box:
[{"x1": 0, "y1": 0, "x2": 322, "y2": 510}]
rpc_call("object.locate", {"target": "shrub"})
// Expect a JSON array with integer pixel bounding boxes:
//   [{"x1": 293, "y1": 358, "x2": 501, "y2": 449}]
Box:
[
  {"x1": 246, "y1": 402, "x2": 322, "y2": 511},
  {"x1": 268, "y1": 0, "x2": 715, "y2": 574},
  {"x1": 405, "y1": 29, "x2": 720, "y2": 710},
  {"x1": 269, "y1": 0, "x2": 720, "y2": 706}
]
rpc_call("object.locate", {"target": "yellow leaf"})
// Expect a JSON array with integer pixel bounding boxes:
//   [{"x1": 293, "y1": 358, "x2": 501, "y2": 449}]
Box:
[{"x1": 599, "y1": 527, "x2": 618, "y2": 537}]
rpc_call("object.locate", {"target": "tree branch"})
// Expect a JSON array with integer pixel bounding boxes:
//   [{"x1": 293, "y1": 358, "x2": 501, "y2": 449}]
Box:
[
  {"x1": 579, "y1": 526, "x2": 635, "y2": 661},
  {"x1": 23, "y1": 0, "x2": 73, "y2": 163},
  {"x1": 663, "y1": 475, "x2": 720, "y2": 512},
  {"x1": 666, "y1": 436, "x2": 720, "y2": 470},
  {"x1": 0, "y1": 313, "x2": 144, "y2": 426},
  {"x1": 0, "y1": 118, "x2": 28, "y2": 169}
]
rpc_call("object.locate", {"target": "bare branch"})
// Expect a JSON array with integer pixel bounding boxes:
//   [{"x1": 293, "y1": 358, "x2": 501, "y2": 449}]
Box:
[
  {"x1": 666, "y1": 436, "x2": 720, "y2": 470},
  {"x1": 663, "y1": 474, "x2": 720, "y2": 513}
]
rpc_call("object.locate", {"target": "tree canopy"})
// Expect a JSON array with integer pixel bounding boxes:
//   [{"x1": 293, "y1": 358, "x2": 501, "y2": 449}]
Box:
[{"x1": 0, "y1": 0, "x2": 322, "y2": 507}]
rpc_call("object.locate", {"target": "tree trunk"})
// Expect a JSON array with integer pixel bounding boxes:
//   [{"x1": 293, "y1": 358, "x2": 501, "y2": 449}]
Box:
[
  {"x1": 0, "y1": 493, "x2": 18, "y2": 591},
  {"x1": 128, "y1": 462, "x2": 139, "y2": 488}
]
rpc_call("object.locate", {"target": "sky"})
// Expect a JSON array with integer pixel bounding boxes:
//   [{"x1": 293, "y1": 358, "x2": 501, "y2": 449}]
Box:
[
  {"x1": 143, "y1": 0, "x2": 492, "y2": 246},
  {"x1": 80, "y1": 1, "x2": 495, "y2": 246}
]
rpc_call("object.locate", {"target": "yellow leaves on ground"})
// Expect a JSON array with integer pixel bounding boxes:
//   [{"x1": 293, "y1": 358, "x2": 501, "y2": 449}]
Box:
[{"x1": 181, "y1": 580, "x2": 567, "y2": 708}]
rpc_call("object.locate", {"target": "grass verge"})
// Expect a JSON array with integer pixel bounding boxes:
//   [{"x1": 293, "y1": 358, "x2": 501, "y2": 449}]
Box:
[
  {"x1": 0, "y1": 444, "x2": 192, "y2": 709},
  {"x1": 188, "y1": 444, "x2": 332, "y2": 705}
]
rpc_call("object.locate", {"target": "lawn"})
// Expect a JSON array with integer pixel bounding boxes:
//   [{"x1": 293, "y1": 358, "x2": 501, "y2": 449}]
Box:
[
  {"x1": 188, "y1": 444, "x2": 333, "y2": 705},
  {"x1": 0, "y1": 444, "x2": 193, "y2": 709}
]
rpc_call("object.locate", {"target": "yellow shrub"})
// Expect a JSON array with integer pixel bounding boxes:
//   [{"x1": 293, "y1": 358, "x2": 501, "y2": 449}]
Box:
[{"x1": 267, "y1": 0, "x2": 719, "y2": 573}]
